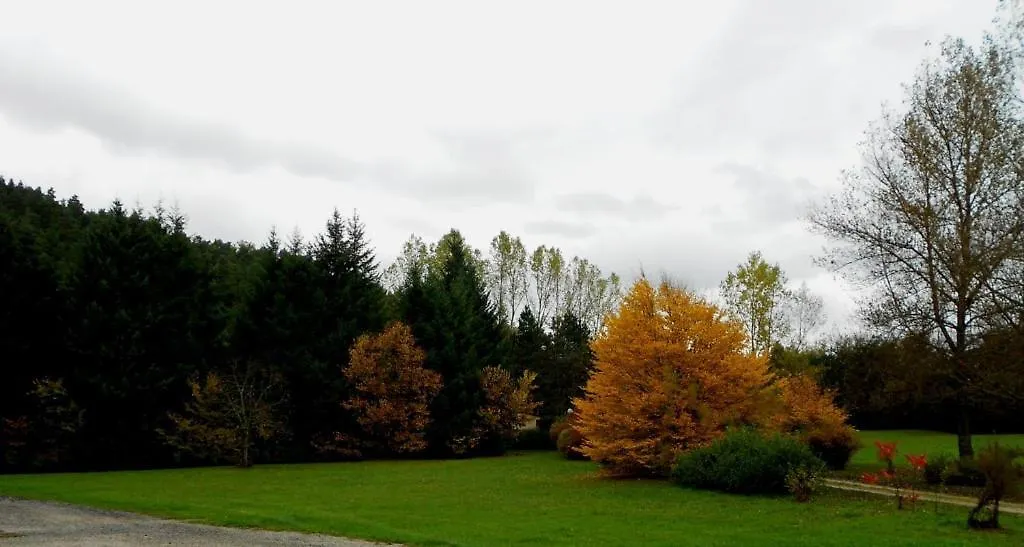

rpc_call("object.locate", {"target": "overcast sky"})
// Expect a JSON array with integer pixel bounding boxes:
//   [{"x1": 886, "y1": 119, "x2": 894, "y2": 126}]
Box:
[{"x1": 0, "y1": 0, "x2": 1003, "y2": 333}]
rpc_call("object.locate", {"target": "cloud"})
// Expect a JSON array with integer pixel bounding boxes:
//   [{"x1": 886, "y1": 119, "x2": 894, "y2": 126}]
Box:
[
  {"x1": 553, "y1": 192, "x2": 676, "y2": 221},
  {"x1": 523, "y1": 219, "x2": 597, "y2": 238},
  {"x1": 713, "y1": 162, "x2": 818, "y2": 229},
  {"x1": 0, "y1": 46, "x2": 535, "y2": 205}
]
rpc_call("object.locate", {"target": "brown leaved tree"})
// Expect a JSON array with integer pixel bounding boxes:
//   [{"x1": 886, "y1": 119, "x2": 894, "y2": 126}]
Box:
[{"x1": 343, "y1": 322, "x2": 442, "y2": 455}]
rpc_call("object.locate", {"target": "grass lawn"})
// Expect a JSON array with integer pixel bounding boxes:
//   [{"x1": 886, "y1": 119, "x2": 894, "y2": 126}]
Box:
[
  {"x1": 850, "y1": 430, "x2": 1024, "y2": 468},
  {"x1": 0, "y1": 443, "x2": 1021, "y2": 546}
]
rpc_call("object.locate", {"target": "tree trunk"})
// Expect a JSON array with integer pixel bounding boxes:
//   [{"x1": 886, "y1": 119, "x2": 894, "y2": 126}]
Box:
[
  {"x1": 957, "y1": 407, "x2": 974, "y2": 460},
  {"x1": 241, "y1": 430, "x2": 251, "y2": 468}
]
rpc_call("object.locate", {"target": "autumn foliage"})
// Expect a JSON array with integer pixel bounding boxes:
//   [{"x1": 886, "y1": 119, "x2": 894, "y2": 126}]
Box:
[
  {"x1": 161, "y1": 363, "x2": 287, "y2": 467},
  {"x1": 573, "y1": 279, "x2": 773, "y2": 477},
  {"x1": 476, "y1": 365, "x2": 539, "y2": 447},
  {"x1": 343, "y1": 322, "x2": 443, "y2": 455},
  {"x1": 766, "y1": 374, "x2": 860, "y2": 469}
]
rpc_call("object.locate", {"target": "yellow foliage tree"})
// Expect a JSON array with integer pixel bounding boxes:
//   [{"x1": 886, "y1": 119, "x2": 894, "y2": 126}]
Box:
[
  {"x1": 573, "y1": 279, "x2": 773, "y2": 477},
  {"x1": 767, "y1": 374, "x2": 849, "y2": 434},
  {"x1": 764, "y1": 373, "x2": 859, "y2": 469},
  {"x1": 476, "y1": 366, "x2": 539, "y2": 446}
]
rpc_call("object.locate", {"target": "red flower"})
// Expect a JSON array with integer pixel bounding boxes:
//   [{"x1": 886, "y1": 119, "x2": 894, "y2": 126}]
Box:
[
  {"x1": 905, "y1": 454, "x2": 927, "y2": 471},
  {"x1": 880, "y1": 470, "x2": 894, "y2": 481},
  {"x1": 861, "y1": 472, "x2": 880, "y2": 485},
  {"x1": 874, "y1": 440, "x2": 898, "y2": 462}
]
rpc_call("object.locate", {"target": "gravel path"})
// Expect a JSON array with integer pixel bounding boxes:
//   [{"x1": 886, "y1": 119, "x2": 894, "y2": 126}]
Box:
[
  {"x1": 825, "y1": 479, "x2": 1024, "y2": 515},
  {"x1": 0, "y1": 497, "x2": 398, "y2": 546}
]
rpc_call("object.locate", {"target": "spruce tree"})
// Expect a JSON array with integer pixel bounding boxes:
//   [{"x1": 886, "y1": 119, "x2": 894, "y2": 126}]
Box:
[
  {"x1": 401, "y1": 230, "x2": 504, "y2": 455},
  {"x1": 548, "y1": 311, "x2": 594, "y2": 420}
]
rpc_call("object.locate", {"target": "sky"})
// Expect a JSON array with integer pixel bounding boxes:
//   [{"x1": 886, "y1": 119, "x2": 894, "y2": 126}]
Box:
[{"x1": 0, "y1": 0, "x2": 1004, "y2": 334}]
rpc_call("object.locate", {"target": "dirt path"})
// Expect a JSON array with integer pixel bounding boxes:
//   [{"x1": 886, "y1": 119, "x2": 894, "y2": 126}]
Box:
[
  {"x1": 825, "y1": 479, "x2": 1024, "y2": 515},
  {"x1": 0, "y1": 497, "x2": 398, "y2": 546}
]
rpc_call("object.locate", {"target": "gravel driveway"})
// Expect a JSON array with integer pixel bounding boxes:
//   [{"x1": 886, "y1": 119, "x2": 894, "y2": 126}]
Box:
[{"x1": 0, "y1": 497, "x2": 397, "y2": 546}]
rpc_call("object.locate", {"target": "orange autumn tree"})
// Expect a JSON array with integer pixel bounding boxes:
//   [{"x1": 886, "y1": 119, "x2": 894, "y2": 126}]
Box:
[
  {"x1": 765, "y1": 373, "x2": 860, "y2": 469},
  {"x1": 573, "y1": 279, "x2": 772, "y2": 477},
  {"x1": 343, "y1": 322, "x2": 443, "y2": 455}
]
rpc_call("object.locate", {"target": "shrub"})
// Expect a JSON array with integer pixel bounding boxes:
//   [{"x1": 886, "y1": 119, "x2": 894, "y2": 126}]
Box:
[
  {"x1": 549, "y1": 417, "x2": 572, "y2": 445},
  {"x1": 786, "y1": 464, "x2": 825, "y2": 502},
  {"x1": 671, "y1": 428, "x2": 825, "y2": 495},
  {"x1": 945, "y1": 458, "x2": 987, "y2": 487},
  {"x1": 510, "y1": 427, "x2": 554, "y2": 451},
  {"x1": 765, "y1": 374, "x2": 858, "y2": 470},
  {"x1": 860, "y1": 442, "x2": 928, "y2": 510},
  {"x1": 575, "y1": 280, "x2": 772, "y2": 477},
  {"x1": 557, "y1": 427, "x2": 587, "y2": 460},
  {"x1": 805, "y1": 424, "x2": 860, "y2": 470},
  {"x1": 968, "y1": 442, "x2": 1024, "y2": 529},
  {"x1": 924, "y1": 452, "x2": 955, "y2": 485}
]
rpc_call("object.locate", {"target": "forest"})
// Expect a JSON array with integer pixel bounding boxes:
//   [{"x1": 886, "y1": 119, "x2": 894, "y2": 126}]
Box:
[{"x1": 2, "y1": 173, "x2": 1024, "y2": 474}]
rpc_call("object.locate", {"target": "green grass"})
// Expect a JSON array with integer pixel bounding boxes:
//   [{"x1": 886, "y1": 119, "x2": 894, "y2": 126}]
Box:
[
  {"x1": 1, "y1": 446, "x2": 1021, "y2": 546},
  {"x1": 850, "y1": 430, "x2": 1024, "y2": 468}
]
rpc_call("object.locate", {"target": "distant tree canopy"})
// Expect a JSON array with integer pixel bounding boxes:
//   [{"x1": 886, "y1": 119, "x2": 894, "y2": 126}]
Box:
[{"x1": 0, "y1": 178, "x2": 609, "y2": 471}]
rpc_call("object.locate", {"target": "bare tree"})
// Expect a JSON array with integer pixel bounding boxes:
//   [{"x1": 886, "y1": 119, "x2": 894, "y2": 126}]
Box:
[
  {"x1": 529, "y1": 245, "x2": 566, "y2": 327},
  {"x1": 487, "y1": 231, "x2": 529, "y2": 325},
  {"x1": 810, "y1": 35, "x2": 1024, "y2": 459},
  {"x1": 786, "y1": 282, "x2": 826, "y2": 350}
]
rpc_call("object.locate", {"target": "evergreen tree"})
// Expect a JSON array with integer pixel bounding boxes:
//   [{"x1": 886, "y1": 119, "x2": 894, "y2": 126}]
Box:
[
  {"x1": 546, "y1": 311, "x2": 594, "y2": 422},
  {"x1": 508, "y1": 307, "x2": 551, "y2": 420},
  {"x1": 400, "y1": 230, "x2": 505, "y2": 455},
  {"x1": 63, "y1": 204, "x2": 225, "y2": 468}
]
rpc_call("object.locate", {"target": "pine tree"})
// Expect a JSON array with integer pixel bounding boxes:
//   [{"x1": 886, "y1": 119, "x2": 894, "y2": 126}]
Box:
[
  {"x1": 400, "y1": 230, "x2": 505, "y2": 455},
  {"x1": 547, "y1": 311, "x2": 594, "y2": 423}
]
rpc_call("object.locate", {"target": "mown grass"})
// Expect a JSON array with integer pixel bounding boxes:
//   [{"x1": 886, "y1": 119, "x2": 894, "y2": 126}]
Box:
[
  {"x1": 850, "y1": 430, "x2": 1024, "y2": 469},
  {"x1": 0, "y1": 443, "x2": 1021, "y2": 546}
]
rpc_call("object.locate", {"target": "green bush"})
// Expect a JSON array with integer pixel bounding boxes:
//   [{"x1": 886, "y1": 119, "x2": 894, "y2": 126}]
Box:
[
  {"x1": 924, "y1": 452, "x2": 955, "y2": 485},
  {"x1": 510, "y1": 427, "x2": 554, "y2": 450},
  {"x1": 805, "y1": 425, "x2": 860, "y2": 470},
  {"x1": 671, "y1": 428, "x2": 825, "y2": 495},
  {"x1": 945, "y1": 458, "x2": 987, "y2": 487}
]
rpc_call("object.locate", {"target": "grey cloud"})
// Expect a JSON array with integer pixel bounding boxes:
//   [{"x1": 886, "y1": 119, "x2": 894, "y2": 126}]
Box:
[
  {"x1": 713, "y1": 162, "x2": 817, "y2": 230},
  {"x1": 647, "y1": 1, "x2": 942, "y2": 158},
  {"x1": 523, "y1": 219, "x2": 597, "y2": 238},
  {"x1": 583, "y1": 229, "x2": 825, "y2": 293},
  {"x1": 553, "y1": 192, "x2": 676, "y2": 221},
  {"x1": 0, "y1": 48, "x2": 534, "y2": 205}
]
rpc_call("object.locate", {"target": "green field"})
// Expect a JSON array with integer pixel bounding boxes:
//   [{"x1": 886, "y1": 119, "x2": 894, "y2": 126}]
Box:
[
  {"x1": 850, "y1": 430, "x2": 1024, "y2": 468},
  {"x1": 1, "y1": 432, "x2": 1023, "y2": 546}
]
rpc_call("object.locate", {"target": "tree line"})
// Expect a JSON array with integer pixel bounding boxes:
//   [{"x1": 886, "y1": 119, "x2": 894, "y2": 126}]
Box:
[{"x1": 0, "y1": 180, "x2": 603, "y2": 471}]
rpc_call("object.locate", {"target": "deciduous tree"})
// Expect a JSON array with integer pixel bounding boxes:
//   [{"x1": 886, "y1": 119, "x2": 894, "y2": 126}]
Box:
[
  {"x1": 476, "y1": 366, "x2": 538, "y2": 450},
  {"x1": 487, "y1": 231, "x2": 529, "y2": 325},
  {"x1": 786, "y1": 282, "x2": 825, "y2": 350},
  {"x1": 720, "y1": 251, "x2": 790, "y2": 356},
  {"x1": 343, "y1": 322, "x2": 442, "y2": 455},
  {"x1": 810, "y1": 33, "x2": 1024, "y2": 458},
  {"x1": 574, "y1": 279, "x2": 772, "y2": 477},
  {"x1": 161, "y1": 361, "x2": 287, "y2": 467}
]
